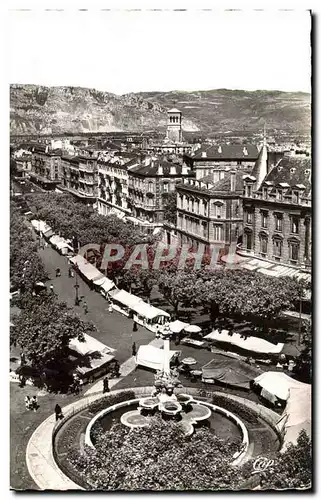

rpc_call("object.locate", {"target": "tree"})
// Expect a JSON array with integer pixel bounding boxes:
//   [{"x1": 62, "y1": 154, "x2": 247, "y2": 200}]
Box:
[
  {"x1": 11, "y1": 292, "x2": 95, "y2": 371},
  {"x1": 70, "y1": 416, "x2": 240, "y2": 491},
  {"x1": 238, "y1": 430, "x2": 312, "y2": 490},
  {"x1": 294, "y1": 320, "x2": 312, "y2": 382},
  {"x1": 158, "y1": 271, "x2": 203, "y2": 318},
  {"x1": 163, "y1": 191, "x2": 177, "y2": 225}
]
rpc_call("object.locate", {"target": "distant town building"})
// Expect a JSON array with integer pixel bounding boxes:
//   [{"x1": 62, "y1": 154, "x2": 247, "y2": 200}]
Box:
[
  {"x1": 239, "y1": 141, "x2": 311, "y2": 270},
  {"x1": 166, "y1": 108, "x2": 183, "y2": 143}
]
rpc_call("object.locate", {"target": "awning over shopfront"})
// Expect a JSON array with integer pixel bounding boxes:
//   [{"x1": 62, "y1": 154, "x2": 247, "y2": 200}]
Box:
[
  {"x1": 69, "y1": 254, "x2": 104, "y2": 282},
  {"x1": 280, "y1": 385, "x2": 312, "y2": 449},
  {"x1": 204, "y1": 329, "x2": 284, "y2": 355}
]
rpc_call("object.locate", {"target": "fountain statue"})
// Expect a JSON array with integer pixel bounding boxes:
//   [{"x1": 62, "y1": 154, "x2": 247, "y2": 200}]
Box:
[{"x1": 121, "y1": 323, "x2": 212, "y2": 434}]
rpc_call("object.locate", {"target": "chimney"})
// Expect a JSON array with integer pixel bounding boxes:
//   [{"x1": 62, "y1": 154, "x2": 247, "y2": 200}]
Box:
[
  {"x1": 170, "y1": 164, "x2": 176, "y2": 175},
  {"x1": 181, "y1": 163, "x2": 188, "y2": 175},
  {"x1": 243, "y1": 147, "x2": 248, "y2": 156},
  {"x1": 218, "y1": 145, "x2": 222, "y2": 153},
  {"x1": 158, "y1": 162, "x2": 163, "y2": 176},
  {"x1": 201, "y1": 151, "x2": 207, "y2": 158},
  {"x1": 230, "y1": 171, "x2": 236, "y2": 192}
]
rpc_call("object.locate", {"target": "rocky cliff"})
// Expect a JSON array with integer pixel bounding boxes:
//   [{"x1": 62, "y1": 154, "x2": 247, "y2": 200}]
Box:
[{"x1": 10, "y1": 84, "x2": 311, "y2": 136}]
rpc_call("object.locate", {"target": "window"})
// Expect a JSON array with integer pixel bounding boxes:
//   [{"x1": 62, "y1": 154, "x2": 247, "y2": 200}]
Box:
[
  {"x1": 213, "y1": 224, "x2": 223, "y2": 242},
  {"x1": 260, "y1": 237, "x2": 268, "y2": 255},
  {"x1": 261, "y1": 211, "x2": 268, "y2": 228},
  {"x1": 289, "y1": 243, "x2": 299, "y2": 262},
  {"x1": 275, "y1": 214, "x2": 283, "y2": 232},
  {"x1": 203, "y1": 201, "x2": 208, "y2": 216},
  {"x1": 214, "y1": 204, "x2": 222, "y2": 218},
  {"x1": 178, "y1": 214, "x2": 183, "y2": 229},
  {"x1": 291, "y1": 216, "x2": 299, "y2": 234},
  {"x1": 148, "y1": 182, "x2": 153, "y2": 193},
  {"x1": 262, "y1": 187, "x2": 268, "y2": 199},
  {"x1": 292, "y1": 191, "x2": 299, "y2": 203},
  {"x1": 245, "y1": 184, "x2": 253, "y2": 197},
  {"x1": 246, "y1": 211, "x2": 253, "y2": 224},
  {"x1": 195, "y1": 199, "x2": 199, "y2": 214},
  {"x1": 276, "y1": 189, "x2": 283, "y2": 201},
  {"x1": 202, "y1": 222, "x2": 207, "y2": 238},
  {"x1": 163, "y1": 183, "x2": 169, "y2": 193},
  {"x1": 273, "y1": 239, "x2": 282, "y2": 258}
]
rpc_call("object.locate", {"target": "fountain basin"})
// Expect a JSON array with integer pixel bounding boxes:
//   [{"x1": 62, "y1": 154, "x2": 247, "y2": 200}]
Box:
[
  {"x1": 159, "y1": 400, "x2": 182, "y2": 416},
  {"x1": 139, "y1": 397, "x2": 159, "y2": 411}
]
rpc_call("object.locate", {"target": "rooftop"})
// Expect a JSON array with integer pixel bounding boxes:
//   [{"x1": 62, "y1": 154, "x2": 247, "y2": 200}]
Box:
[
  {"x1": 261, "y1": 155, "x2": 311, "y2": 196},
  {"x1": 190, "y1": 144, "x2": 259, "y2": 161}
]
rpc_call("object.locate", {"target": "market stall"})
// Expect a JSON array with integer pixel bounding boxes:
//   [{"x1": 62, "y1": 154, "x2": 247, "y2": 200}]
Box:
[
  {"x1": 202, "y1": 353, "x2": 261, "y2": 389},
  {"x1": 95, "y1": 276, "x2": 116, "y2": 297},
  {"x1": 49, "y1": 235, "x2": 74, "y2": 255},
  {"x1": 109, "y1": 289, "x2": 143, "y2": 317},
  {"x1": 253, "y1": 372, "x2": 310, "y2": 406},
  {"x1": 69, "y1": 333, "x2": 116, "y2": 384},
  {"x1": 69, "y1": 254, "x2": 104, "y2": 285},
  {"x1": 136, "y1": 345, "x2": 179, "y2": 371},
  {"x1": 278, "y1": 385, "x2": 311, "y2": 449},
  {"x1": 204, "y1": 329, "x2": 284, "y2": 355},
  {"x1": 133, "y1": 302, "x2": 171, "y2": 332}
]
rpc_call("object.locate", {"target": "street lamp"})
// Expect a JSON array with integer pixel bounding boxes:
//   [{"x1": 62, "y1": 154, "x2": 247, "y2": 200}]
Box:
[{"x1": 74, "y1": 264, "x2": 80, "y2": 306}]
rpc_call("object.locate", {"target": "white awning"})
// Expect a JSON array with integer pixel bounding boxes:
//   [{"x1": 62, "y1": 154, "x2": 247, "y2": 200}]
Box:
[
  {"x1": 133, "y1": 302, "x2": 170, "y2": 320},
  {"x1": 109, "y1": 289, "x2": 143, "y2": 309},
  {"x1": 31, "y1": 219, "x2": 52, "y2": 234},
  {"x1": 254, "y1": 372, "x2": 309, "y2": 402},
  {"x1": 95, "y1": 276, "x2": 116, "y2": 293},
  {"x1": 69, "y1": 254, "x2": 104, "y2": 282},
  {"x1": 169, "y1": 320, "x2": 190, "y2": 333},
  {"x1": 69, "y1": 333, "x2": 115, "y2": 357},
  {"x1": 136, "y1": 345, "x2": 178, "y2": 371},
  {"x1": 204, "y1": 329, "x2": 284, "y2": 354}
]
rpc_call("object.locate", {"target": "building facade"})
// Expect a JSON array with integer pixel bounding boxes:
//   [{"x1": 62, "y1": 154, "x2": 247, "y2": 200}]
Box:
[
  {"x1": 240, "y1": 148, "x2": 311, "y2": 269},
  {"x1": 127, "y1": 157, "x2": 192, "y2": 227},
  {"x1": 175, "y1": 170, "x2": 244, "y2": 250},
  {"x1": 60, "y1": 150, "x2": 98, "y2": 203},
  {"x1": 29, "y1": 144, "x2": 61, "y2": 190}
]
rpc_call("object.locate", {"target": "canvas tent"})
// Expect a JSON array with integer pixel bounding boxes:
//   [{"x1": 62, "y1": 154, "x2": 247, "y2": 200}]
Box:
[
  {"x1": 69, "y1": 254, "x2": 104, "y2": 283},
  {"x1": 133, "y1": 302, "x2": 170, "y2": 332},
  {"x1": 278, "y1": 385, "x2": 311, "y2": 450},
  {"x1": 136, "y1": 345, "x2": 178, "y2": 371},
  {"x1": 109, "y1": 289, "x2": 143, "y2": 317},
  {"x1": 169, "y1": 320, "x2": 190, "y2": 333},
  {"x1": 49, "y1": 235, "x2": 74, "y2": 254},
  {"x1": 202, "y1": 353, "x2": 261, "y2": 389},
  {"x1": 31, "y1": 219, "x2": 52, "y2": 234},
  {"x1": 95, "y1": 277, "x2": 116, "y2": 296},
  {"x1": 204, "y1": 329, "x2": 284, "y2": 355},
  {"x1": 69, "y1": 334, "x2": 115, "y2": 382},
  {"x1": 253, "y1": 371, "x2": 310, "y2": 404}
]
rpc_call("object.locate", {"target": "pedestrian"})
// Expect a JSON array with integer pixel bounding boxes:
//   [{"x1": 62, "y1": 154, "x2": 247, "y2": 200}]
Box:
[
  {"x1": 133, "y1": 321, "x2": 138, "y2": 332},
  {"x1": 25, "y1": 395, "x2": 31, "y2": 410},
  {"x1": 44, "y1": 241, "x2": 48, "y2": 248},
  {"x1": 31, "y1": 395, "x2": 38, "y2": 412},
  {"x1": 83, "y1": 301, "x2": 88, "y2": 314},
  {"x1": 103, "y1": 376, "x2": 110, "y2": 393},
  {"x1": 132, "y1": 342, "x2": 137, "y2": 357},
  {"x1": 20, "y1": 352, "x2": 26, "y2": 366},
  {"x1": 55, "y1": 268, "x2": 61, "y2": 277},
  {"x1": 54, "y1": 404, "x2": 63, "y2": 421},
  {"x1": 108, "y1": 303, "x2": 113, "y2": 313},
  {"x1": 50, "y1": 284, "x2": 54, "y2": 293},
  {"x1": 114, "y1": 360, "x2": 120, "y2": 378},
  {"x1": 19, "y1": 375, "x2": 27, "y2": 388}
]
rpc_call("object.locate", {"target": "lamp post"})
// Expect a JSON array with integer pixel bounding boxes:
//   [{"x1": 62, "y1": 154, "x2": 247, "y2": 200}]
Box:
[{"x1": 74, "y1": 264, "x2": 80, "y2": 306}]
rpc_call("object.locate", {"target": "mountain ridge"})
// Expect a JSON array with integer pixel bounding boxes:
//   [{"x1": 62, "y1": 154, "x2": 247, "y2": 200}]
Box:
[{"x1": 10, "y1": 84, "x2": 311, "y2": 136}]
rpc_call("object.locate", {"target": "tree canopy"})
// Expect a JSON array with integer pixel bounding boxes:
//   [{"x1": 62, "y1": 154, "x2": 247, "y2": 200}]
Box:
[{"x1": 69, "y1": 417, "x2": 311, "y2": 491}]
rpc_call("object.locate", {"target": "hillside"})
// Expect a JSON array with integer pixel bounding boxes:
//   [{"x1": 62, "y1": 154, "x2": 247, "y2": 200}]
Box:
[{"x1": 10, "y1": 84, "x2": 311, "y2": 136}]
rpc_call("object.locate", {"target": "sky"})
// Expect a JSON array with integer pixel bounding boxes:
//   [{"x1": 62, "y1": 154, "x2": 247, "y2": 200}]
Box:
[{"x1": 6, "y1": 9, "x2": 312, "y2": 95}]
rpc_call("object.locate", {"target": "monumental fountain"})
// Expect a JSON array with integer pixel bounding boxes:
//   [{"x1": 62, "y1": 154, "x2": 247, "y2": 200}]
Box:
[{"x1": 120, "y1": 324, "x2": 212, "y2": 435}]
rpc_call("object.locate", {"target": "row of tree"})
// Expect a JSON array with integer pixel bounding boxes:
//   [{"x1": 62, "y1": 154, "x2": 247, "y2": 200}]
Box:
[
  {"x1": 69, "y1": 417, "x2": 312, "y2": 491},
  {"x1": 10, "y1": 201, "x2": 46, "y2": 292}
]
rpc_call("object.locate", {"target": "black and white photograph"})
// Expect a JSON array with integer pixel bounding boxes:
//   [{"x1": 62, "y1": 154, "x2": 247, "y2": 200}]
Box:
[{"x1": 7, "y1": 3, "x2": 312, "y2": 492}]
